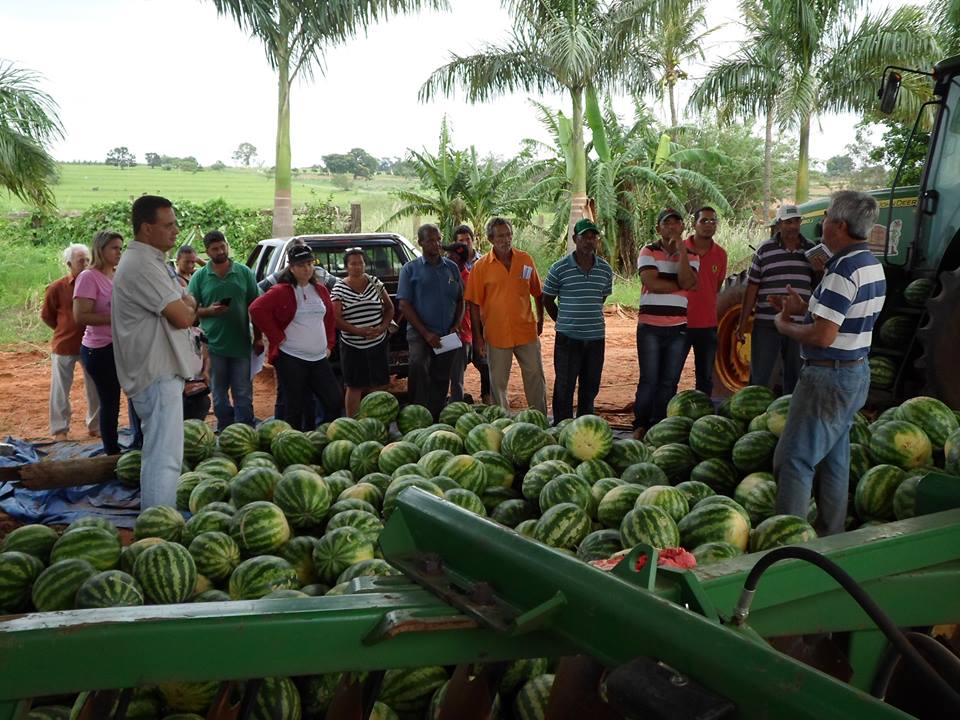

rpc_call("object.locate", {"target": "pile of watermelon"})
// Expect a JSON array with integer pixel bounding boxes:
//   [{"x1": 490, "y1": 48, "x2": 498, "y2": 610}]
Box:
[{"x1": 4, "y1": 386, "x2": 958, "y2": 720}]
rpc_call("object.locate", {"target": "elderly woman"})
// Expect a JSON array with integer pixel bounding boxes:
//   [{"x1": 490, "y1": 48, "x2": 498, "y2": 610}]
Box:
[
  {"x1": 331, "y1": 247, "x2": 395, "y2": 416},
  {"x1": 249, "y1": 244, "x2": 344, "y2": 430}
]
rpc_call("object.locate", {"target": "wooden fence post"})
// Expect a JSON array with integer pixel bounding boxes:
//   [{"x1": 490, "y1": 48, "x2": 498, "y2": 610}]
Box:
[{"x1": 348, "y1": 203, "x2": 362, "y2": 233}]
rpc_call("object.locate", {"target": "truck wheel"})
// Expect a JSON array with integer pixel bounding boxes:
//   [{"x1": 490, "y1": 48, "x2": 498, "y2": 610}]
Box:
[
  {"x1": 713, "y1": 271, "x2": 752, "y2": 397},
  {"x1": 918, "y1": 267, "x2": 960, "y2": 409}
]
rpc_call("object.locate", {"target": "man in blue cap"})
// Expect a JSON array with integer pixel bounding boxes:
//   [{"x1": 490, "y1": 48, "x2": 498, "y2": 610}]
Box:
[{"x1": 543, "y1": 218, "x2": 613, "y2": 422}]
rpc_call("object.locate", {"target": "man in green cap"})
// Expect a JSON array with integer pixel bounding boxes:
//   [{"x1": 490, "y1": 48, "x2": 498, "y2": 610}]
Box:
[{"x1": 542, "y1": 218, "x2": 613, "y2": 422}]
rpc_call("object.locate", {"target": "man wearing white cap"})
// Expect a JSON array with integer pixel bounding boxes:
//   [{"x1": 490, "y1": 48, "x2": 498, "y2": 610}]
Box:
[{"x1": 736, "y1": 204, "x2": 818, "y2": 394}]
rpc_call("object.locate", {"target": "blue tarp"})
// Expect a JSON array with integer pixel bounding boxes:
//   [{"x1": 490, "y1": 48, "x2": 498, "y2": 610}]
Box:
[{"x1": 0, "y1": 433, "x2": 141, "y2": 528}]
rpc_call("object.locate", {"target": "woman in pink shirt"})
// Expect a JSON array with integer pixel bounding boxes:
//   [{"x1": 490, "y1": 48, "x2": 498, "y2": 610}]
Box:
[{"x1": 73, "y1": 230, "x2": 126, "y2": 454}]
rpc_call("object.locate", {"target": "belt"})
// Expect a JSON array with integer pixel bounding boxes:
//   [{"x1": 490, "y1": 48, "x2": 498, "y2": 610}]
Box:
[{"x1": 802, "y1": 357, "x2": 866, "y2": 368}]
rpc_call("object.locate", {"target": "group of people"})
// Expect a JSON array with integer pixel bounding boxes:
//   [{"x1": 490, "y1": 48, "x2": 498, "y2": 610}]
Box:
[{"x1": 43, "y1": 190, "x2": 885, "y2": 533}]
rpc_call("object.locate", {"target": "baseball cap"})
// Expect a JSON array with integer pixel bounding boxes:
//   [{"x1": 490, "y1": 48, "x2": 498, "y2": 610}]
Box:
[
  {"x1": 287, "y1": 245, "x2": 314, "y2": 265},
  {"x1": 573, "y1": 218, "x2": 601, "y2": 236},
  {"x1": 657, "y1": 208, "x2": 684, "y2": 225},
  {"x1": 442, "y1": 242, "x2": 469, "y2": 263},
  {"x1": 773, "y1": 205, "x2": 802, "y2": 223}
]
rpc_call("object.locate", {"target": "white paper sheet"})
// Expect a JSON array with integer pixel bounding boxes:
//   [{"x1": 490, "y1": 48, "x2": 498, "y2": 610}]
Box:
[
  {"x1": 250, "y1": 349, "x2": 265, "y2": 380},
  {"x1": 432, "y1": 332, "x2": 462, "y2": 355}
]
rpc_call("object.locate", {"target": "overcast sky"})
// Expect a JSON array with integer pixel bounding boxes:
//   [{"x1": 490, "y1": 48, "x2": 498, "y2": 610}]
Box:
[{"x1": 2, "y1": 0, "x2": 907, "y2": 167}]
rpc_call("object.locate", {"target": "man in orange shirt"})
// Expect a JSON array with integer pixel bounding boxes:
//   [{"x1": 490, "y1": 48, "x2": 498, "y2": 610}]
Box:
[{"x1": 466, "y1": 217, "x2": 547, "y2": 414}]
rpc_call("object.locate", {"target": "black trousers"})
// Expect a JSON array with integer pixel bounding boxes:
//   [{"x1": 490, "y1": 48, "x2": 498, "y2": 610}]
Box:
[
  {"x1": 683, "y1": 327, "x2": 718, "y2": 397},
  {"x1": 552, "y1": 332, "x2": 605, "y2": 423},
  {"x1": 274, "y1": 351, "x2": 344, "y2": 431},
  {"x1": 407, "y1": 332, "x2": 456, "y2": 421}
]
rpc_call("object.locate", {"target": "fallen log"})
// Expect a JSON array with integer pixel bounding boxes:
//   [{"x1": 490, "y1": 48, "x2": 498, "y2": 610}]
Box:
[{"x1": 0, "y1": 455, "x2": 120, "y2": 490}]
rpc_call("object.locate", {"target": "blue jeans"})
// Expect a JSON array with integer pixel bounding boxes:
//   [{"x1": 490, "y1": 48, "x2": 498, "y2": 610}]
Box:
[
  {"x1": 633, "y1": 324, "x2": 687, "y2": 429},
  {"x1": 750, "y1": 321, "x2": 802, "y2": 395},
  {"x1": 209, "y1": 353, "x2": 254, "y2": 430},
  {"x1": 683, "y1": 327, "x2": 717, "y2": 397},
  {"x1": 131, "y1": 376, "x2": 185, "y2": 509},
  {"x1": 773, "y1": 361, "x2": 870, "y2": 535}
]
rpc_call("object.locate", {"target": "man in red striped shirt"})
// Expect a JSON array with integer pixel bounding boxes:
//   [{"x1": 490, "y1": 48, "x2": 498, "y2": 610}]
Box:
[{"x1": 633, "y1": 209, "x2": 699, "y2": 437}]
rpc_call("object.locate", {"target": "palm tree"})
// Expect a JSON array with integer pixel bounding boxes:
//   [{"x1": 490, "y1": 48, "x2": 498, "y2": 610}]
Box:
[
  {"x1": 210, "y1": 0, "x2": 447, "y2": 237},
  {"x1": 420, "y1": 0, "x2": 656, "y2": 248},
  {"x1": 0, "y1": 60, "x2": 62, "y2": 209},
  {"x1": 929, "y1": 0, "x2": 960, "y2": 57}
]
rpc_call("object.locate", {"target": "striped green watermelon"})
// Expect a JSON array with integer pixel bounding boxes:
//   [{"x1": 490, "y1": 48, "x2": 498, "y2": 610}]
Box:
[
  {"x1": 74, "y1": 570, "x2": 143, "y2": 609},
  {"x1": 115, "y1": 450, "x2": 142, "y2": 487},
  {"x1": 898, "y1": 396, "x2": 959, "y2": 449},
  {"x1": 513, "y1": 673, "x2": 555, "y2": 720},
  {"x1": 382, "y1": 477, "x2": 444, "y2": 518},
  {"x1": 688, "y1": 415, "x2": 742, "y2": 459},
  {"x1": 591, "y1": 477, "x2": 625, "y2": 506},
  {"x1": 562, "y1": 414, "x2": 613, "y2": 461},
  {"x1": 464, "y1": 424, "x2": 503, "y2": 454},
  {"x1": 692, "y1": 541, "x2": 741, "y2": 565},
  {"x1": 482, "y1": 486, "x2": 519, "y2": 514},
  {"x1": 194, "y1": 455, "x2": 238, "y2": 481},
  {"x1": 498, "y1": 658, "x2": 550, "y2": 698},
  {"x1": 443, "y1": 488, "x2": 487, "y2": 516},
  {"x1": 454, "y1": 411, "x2": 486, "y2": 438},
  {"x1": 514, "y1": 408, "x2": 549, "y2": 429},
  {"x1": 539, "y1": 474, "x2": 592, "y2": 513},
  {"x1": 218, "y1": 423, "x2": 259, "y2": 459},
  {"x1": 194, "y1": 590, "x2": 232, "y2": 604},
  {"x1": 325, "y1": 469, "x2": 357, "y2": 495},
  {"x1": 0, "y1": 524, "x2": 58, "y2": 563},
  {"x1": 242, "y1": 450, "x2": 281, "y2": 472},
  {"x1": 491, "y1": 498, "x2": 537, "y2": 527},
  {"x1": 533, "y1": 502, "x2": 591, "y2": 549},
  {"x1": 176, "y1": 472, "x2": 210, "y2": 511},
  {"x1": 326, "y1": 417, "x2": 367, "y2": 444},
  {"x1": 620, "y1": 505, "x2": 680, "y2": 549},
  {"x1": 748, "y1": 414, "x2": 769, "y2": 432},
  {"x1": 439, "y1": 401, "x2": 472, "y2": 427},
  {"x1": 421, "y1": 430, "x2": 465, "y2": 455},
  {"x1": 358, "y1": 390, "x2": 400, "y2": 426},
  {"x1": 869, "y1": 356, "x2": 897, "y2": 389},
  {"x1": 65, "y1": 515, "x2": 119, "y2": 538},
  {"x1": 188, "y1": 477, "x2": 230, "y2": 514},
  {"x1": 855, "y1": 464, "x2": 906, "y2": 521},
  {"x1": 182, "y1": 510, "x2": 233, "y2": 546},
  {"x1": 338, "y1": 482, "x2": 383, "y2": 510},
  {"x1": 326, "y1": 509, "x2": 383, "y2": 543},
  {"x1": 418, "y1": 449, "x2": 454, "y2": 477},
  {"x1": 675, "y1": 480, "x2": 715, "y2": 505},
  {"x1": 893, "y1": 474, "x2": 922, "y2": 520},
  {"x1": 398, "y1": 404, "x2": 433, "y2": 434},
  {"x1": 279, "y1": 536, "x2": 320, "y2": 585},
  {"x1": 51, "y1": 526, "x2": 121, "y2": 571},
  {"x1": 380, "y1": 666, "x2": 448, "y2": 716},
  {"x1": 733, "y1": 473, "x2": 778, "y2": 525},
  {"x1": 644, "y1": 416, "x2": 693, "y2": 448},
  {"x1": 605, "y1": 439, "x2": 651, "y2": 473},
  {"x1": 849, "y1": 419, "x2": 870, "y2": 446},
  {"x1": 273, "y1": 469, "x2": 331, "y2": 528},
  {"x1": 690, "y1": 458, "x2": 740, "y2": 495},
  {"x1": 501, "y1": 422, "x2": 551, "y2": 467},
  {"x1": 666, "y1": 389, "x2": 715, "y2": 420},
  {"x1": 337, "y1": 557, "x2": 398, "y2": 585},
  {"x1": 441, "y1": 454, "x2": 488, "y2": 493},
  {"x1": 133, "y1": 541, "x2": 197, "y2": 604},
  {"x1": 322, "y1": 439, "x2": 357, "y2": 473},
  {"x1": 577, "y1": 529, "x2": 623, "y2": 561},
  {"x1": 945, "y1": 428, "x2": 960, "y2": 475},
  {"x1": 188, "y1": 531, "x2": 241, "y2": 583},
  {"x1": 849, "y1": 443, "x2": 871, "y2": 490},
  {"x1": 312, "y1": 527, "x2": 375, "y2": 585},
  {"x1": 25, "y1": 706, "x2": 73, "y2": 720},
  {"x1": 482, "y1": 404, "x2": 511, "y2": 422},
  {"x1": 765, "y1": 395, "x2": 792, "y2": 437},
  {"x1": 119, "y1": 537, "x2": 165, "y2": 575},
  {"x1": 31, "y1": 558, "x2": 97, "y2": 612},
  {"x1": 348, "y1": 440, "x2": 384, "y2": 479},
  {"x1": 868, "y1": 420, "x2": 933, "y2": 469},
  {"x1": 183, "y1": 419, "x2": 216, "y2": 464},
  {"x1": 732, "y1": 431, "x2": 778, "y2": 473},
  {"x1": 695, "y1": 495, "x2": 752, "y2": 526},
  {"x1": 749, "y1": 515, "x2": 818, "y2": 552},
  {"x1": 327, "y1": 498, "x2": 377, "y2": 519},
  {"x1": 904, "y1": 277, "x2": 935, "y2": 306},
  {"x1": 530, "y1": 444, "x2": 576, "y2": 467},
  {"x1": 271, "y1": 430, "x2": 317, "y2": 468},
  {"x1": 158, "y1": 681, "x2": 220, "y2": 714},
  {"x1": 391, "y1": 462, "x2": 427, "y2": 480},
  {"x1": 878, "y1": 315, "x2": 915, "y2": 347},
  {"x1": 229, "y1": 556, "x2": 300, "y2": 600},
  {"x1": 229, "y1": 501, "x2": 291, "y2": 556},
  {"x1": 728, "y1": 385, "x2": 775, "y2": 421},
  {"x1": 473, "y1": 450, "x2": 515, "y2": 489},
  {"x1": 230, "y1": 466, "x2": 282, "y2": 507},
  {"x1": 515, "y1": 519, "x2": 538, "y2": 538},
  {"x1": 358, "y1": 417, "x2": 389, "y2": 443},
  {"x1": 0, "y1": 551, "x2": 44, "y2": 611},
  {"x1": 634, "y1": 485, "x2": 689, "y2": 522},
  {"x1": 521, "y1": 460, "x2": 576, "y2": 501},
  {"x1": 598, "y1": 485, "x2": 645, "y2": 529},
  {"x1": 134, "y1": 505, "x2": 185, "y2": 543},
  {"x1": 620, "y1": 462, "x2": 669, "y2": 488},
  {"x1": 574, "y1": 458, "x2": 616, "y2": 484},
  {"x1": 678, "y1": 503, "x2": 750, "y2": 551},
  {"x1": 360, "y1": 472, "x2": 393, "y2": 495},
  {"x1": 491, "y1": 417, "x2": 515, "y2": 432},
  {"x1": 651, "y1": 443, "x2": 698, "y2": 484},
  {"x1": 258, "y1": 419, "x2": 293, "y2": 451}
]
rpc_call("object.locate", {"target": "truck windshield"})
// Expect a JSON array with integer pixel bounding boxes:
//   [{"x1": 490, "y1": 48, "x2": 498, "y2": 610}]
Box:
[{"x1": 925, "y1": 75, "x2": 960, "y2": 253}]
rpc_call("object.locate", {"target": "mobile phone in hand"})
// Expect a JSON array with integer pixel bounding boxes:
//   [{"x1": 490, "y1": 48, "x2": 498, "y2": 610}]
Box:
[{"x1": 218, "y1": 297, "x2": 232, "y2": 307}]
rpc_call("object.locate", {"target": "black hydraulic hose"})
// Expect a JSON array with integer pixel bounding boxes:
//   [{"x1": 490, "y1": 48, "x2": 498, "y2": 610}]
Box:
[
  {"x1": 871, "y1": 631, "x2": 960, "y2": 699},
  {"x1": 730, "y1": 546, "x2": 960, "y2": 712}
]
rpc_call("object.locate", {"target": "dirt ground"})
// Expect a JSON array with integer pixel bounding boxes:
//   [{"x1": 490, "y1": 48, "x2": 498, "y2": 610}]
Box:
[{"x1": 0, "y1": 307, "x2": 696, "y2": 441}]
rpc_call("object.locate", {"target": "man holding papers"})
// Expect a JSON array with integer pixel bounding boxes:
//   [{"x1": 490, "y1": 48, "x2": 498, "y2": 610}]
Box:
[
  {"x1": 466, "y1": 217, "x2": 548, "y2": 414},
  {"x1": 397, "y1": 224, "x2": 464, "y2": 421}
]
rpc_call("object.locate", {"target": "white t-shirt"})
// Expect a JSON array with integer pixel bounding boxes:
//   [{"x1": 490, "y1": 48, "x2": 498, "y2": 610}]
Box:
[{"x1": 281, "y1": 284, "x2": 328, "y2": 361}]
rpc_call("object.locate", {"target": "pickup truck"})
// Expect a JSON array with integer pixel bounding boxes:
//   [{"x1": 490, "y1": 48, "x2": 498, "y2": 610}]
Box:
[{"x1": 246, "y1": 233, "x2": 420, "y2": 379}]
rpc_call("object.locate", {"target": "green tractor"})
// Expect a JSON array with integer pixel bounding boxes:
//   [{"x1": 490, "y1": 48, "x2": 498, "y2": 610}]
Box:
[{"x1": 714, "y1": 54, "x2": 960, "y2": 410}]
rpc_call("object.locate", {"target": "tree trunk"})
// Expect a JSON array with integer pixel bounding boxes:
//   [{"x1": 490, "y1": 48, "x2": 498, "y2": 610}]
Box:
[
  {"x1": 795, "y1": 113, "x2": 811, "y2": 203},
  {"x1": 567, "y1": 87, "x2": 588, "y2": 252},
  {"x1": 273, "y1": 51, "x2": 294, "y2": 237},
  {"x1": 668, "y1": 82, "x2": 678, "y2": 128},
  {"x1": 763, "y1": 105, "x2": 774, "y2": 220}
]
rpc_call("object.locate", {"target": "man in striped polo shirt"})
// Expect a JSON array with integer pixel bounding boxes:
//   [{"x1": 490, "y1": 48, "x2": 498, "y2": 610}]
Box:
[
  {"x1": 543, "y1": 218, "x2": 613, "y2": 422},
  {"x1": 772, "y1": 191, "x2": 886, "y2": 535},
  {"x1": 737, "y1": 204, "x2": 818, "y2": 394},
  {"x1": 633, "y1": 209, "x2": 699, "y2": 436}
]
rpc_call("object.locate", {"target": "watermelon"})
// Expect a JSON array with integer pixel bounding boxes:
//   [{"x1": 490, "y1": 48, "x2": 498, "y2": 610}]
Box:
[
  {"x1": 749, "y1": 514, "x2": 818, "y2": 552},
  {"x1": 634, "y1": 485, "x2": 689, "y2": 523},
  {"x1": 326, "y1": 509, "x2": 383, "y2": 543},
  {"x1": 65, "y1": 516, "x2": 119, "y2": 537},
  {"x1": 562, "y1": 414, "x2": 613, "y2": 461},
  {"x1": 183, "y1": 419, "x2": 216, "y2": 464},
  {"x1": 482, "y1": 404, "x2": 511, "y2": 422},
  {"x1": 26, "y1": 708, "x2": 72, "y2": 720},
  {"x1": 605, "y1": 439, "x2": 651, "y2": 473},
  {"x1": 115, "y1": 450, "x2": 142, "y2": 486},
  {"x1": 273, "y1": 469, "x2": 331, "y2": 528},
  {"x1": 849, "y1": 443, "x2": 872, "y2": 490},
  {"x1": 439, "y1": 401, "x2": 472, "y2": 427},
  {"x1": 695, "y1": 495, "x2": 752, "y2": 526},
  {"x1": 188, "y1": 477, "x2": 230, "y2": 514},
  {"x1": 878, "y1": 314, "x2": 915, "y2": 347},
  {"x1": 530, "y1": 444, "x2": 576, "y2": 467},
  {"x1": 898, "y1": 396, "x2": 959, "y2": 449},
  {"x1": 312, "y1": 527, "x2": 375, "y2": 585},
  {"x1": 50, "y1": 526, "x2": 121, "y2": 571},
  {"x1": 491, "y1": 417, "x2": 515, "y2": 432},
  {"x1": 418, "y1": 449, "x2": 454, "y2": 477},
  {"x1": 176, "y1": 472, "x2": 210, "y2": 511},
  {"x1": 690, "y1": 458, "x2": 740, "y2": 495},
  {"x1": 390, "y1": 462, "x2": 426, "y2": 481},
  {"x1": 397, "y1": 404, "x2": 433, "y2": 434},
  {"x1": 338, "y1": 482, "x2": 383, "y2": 510},
  {"x1": 133, "y1": 542, "x2": 197, "y2": 604},
  {"x1": 278, "y1": 536, "x2": 320, "y2": 585},
  {"x1": 218, "y1": 423, "x2": 260, "y2": 459},
  {"x1": 380, "y1": 666, "x2": 448, "y2": 715},
  {"x1": 324, "y1": 469, "x2": 355, "y2": 494},
  {"x1": 850, "y1": 420, "x2": 870, "y2": 446},
  {"x1": 521, "y1": 460, "x2": 576, "y2": 501},
  {"x1": 230, "y1": 466, "x2": 282, "y2": 507},
  {"x1": 419, "y1": 429, "x2": 463, "y2": 456},
  {"x1": 194, "y1": 455, "x2": 238, "y2": 481},
  {"x1": 258, "y1": 419, "x2": 294, "y2": 451},
  {"x1": 513, "y1": 674, "x2": 555, "y2": 720},
  {"x1": 270, "y1": 429, "x2": 316, "y2": 468},
  {"x1": 666, "y1": 389, "x2": 715, "y2": 420},
  {"x1": 765, "y1": 395, "x2": 792, "y2": 437},
  {"x1": 903, "y1": 277, "x2": 935, "y2": 306},
  {"x1": 675, "y1": 480, "x2": 715, "y2": 506},
  {"x1": 119, "y1": 537, "x2": 165, "y2": 575},
  {"x1": 733, "y1": 473, "x2": 778, "y2": 525},
  {"x1": 326, "y1": 417, "x2": 367, "y2": 444},
  {"x1": 75, "y1": 570, "x2": 144, "y2": 609},
  {"x1": 454, "y1": 411, "x2": 486, "y2": 438},
  {"x1": 533, "y1": 502, "x2": 591, "y2": 549},
  {"x1": 469, "y1": 450, "x2": 513, "y2": 489},
  {"x1": 357, "y1": 417, "x2": 389, "y2": 443},
  {"x1": 644, "y1": 416, "x2": 693, "y2": 447},
  {"x1": 464, "y1": 424, "x2": 503, "y2": 454},
  {"x1": 227, "y1": 555, "x2": 299, "y2": 600},
  {"x1": 650, "y1": 443, "x2": 698, "y2": 484},
  {"x1": 322, "y1": 440, "x2": 357, "y2": 472},
  {"x1": 692, "y1": 541, "x2": 741, "y2": 565},
  {"x1": 481, "y1": 486, "x2": 518, "y2": 512},
  {"x1": 893, "y1": 474, "x2": 922, "y2": 520},
  {"x1": 443, "y1": 488, "x2": 487, "y2": 515},
  {"x1": 439, "y1": 454, "x2": 487, "y2": 493},
  {"x1": 868, "y1": 420, "x2": 933, "y2": 469},
  {"x1": 515, "y1": 519, "x2": 538, "y2": 538},
  {"x1": 688, "y1": 415, "x2": 742, "y2": 459},
  {"x1": 748, "y1": 414, "x2": 769, "y2": 432},
  {"x1": 574, "y1": 458, "x2": 616, "y2": 484},
  {"x1": 31, "y1": 558, "x2": 97, "y2": 612},
  {"x1": 326, "y1": 498, "x2": 376, "y2": 519},
  {"x1": 182, "y1": 510, "x2": 232, "y2": 546},
  {"x1": 591, "y1": 477, "x2": 625, "y2": 506},
  {"x1": 620, "y1": 505, "x2": 681, "y2": 549},
  {"x1": 337, "y1": 557, "x2": 398, "y2": 585},
  {"x1": 869, "y1": 356, "x2": 897, "y2": 389},
  {"x1": 597, "y1": 485, "x2": 645, "y2": 529},
  {"x1": 361, "y1": 472, "x2": 393, "y2": 495},
  {"x1": 264, "y1": 589, "x2": 309, "y2": 600},
  {"x1": 945, "y1": 428, "x2": 960, "y2": 475},
  {"x1": 490, "y1": 498, "x2": 537, "y2": 527},
  {"x1": 678, "y1": 503, "x2": 751, "y2": 551},
  {"x1": 378, "y1": 442, "x2": 421, "y2": 474},
  {"x1": 0, "y1": 551, "x2": 44, "y2": 611},
  {"x1": 539, "y1": 474, "x2": 592, "y2": 513},
  {"x1": 728, "y1": 385, "x2": 775, "y2": 421},
  {"x1": 855, "y1": 464, "x2": 906, "y2": 521},
  {"x1": 620, "y1": 462, "x2": 669, "y2": 488},
  {"x1": 134, "y1": 505, "x2": 185, "y2": 543},
  {"x1": 577, "y1": 529, "x2": 623, "y2": 562},
  {"x1": 382, "y1": 477, "x2": 444, "y2": 518},
  {"x1": 0, "y1": 524, "x2": 58, "y2": 563},
  {"x1": 348, "y1": 441, "x2": 384, "y2": 480},
  {"x1": 187, "y1": 531, "x2": 241, "y2": 583},
  {"x1": 229, "y1": 501, "x2": 291, "y2": 556},
  {"x1": 514, "y1": 408, "x2": 549, "y2": 429},
  {"x1": 732, "y1": 431, "x2": 778, "y2": 473},
  {"x1": 502, "y1": 422, "x2": 552, "y2": 467},
  {"x1": 358, "y1": 390, "x2": 400, "y2": 425},
  {"x1": 241, "y1": 450, "x2": 281, "y2": 471}
]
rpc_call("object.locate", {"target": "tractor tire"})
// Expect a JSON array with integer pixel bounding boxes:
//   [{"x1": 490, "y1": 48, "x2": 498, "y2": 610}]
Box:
[
  {"x1": 917, "y1": 267, "x2": 960, "y2": 409},
  {"x1": 713, "y1": 270, "x2": 753, "y2": 397}
]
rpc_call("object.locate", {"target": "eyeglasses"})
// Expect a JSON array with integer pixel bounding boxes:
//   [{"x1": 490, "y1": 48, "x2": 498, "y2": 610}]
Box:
[{"x1": 697, "y1": 218, "x2": 718, "y2": 225}]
